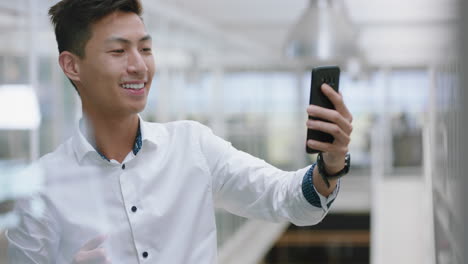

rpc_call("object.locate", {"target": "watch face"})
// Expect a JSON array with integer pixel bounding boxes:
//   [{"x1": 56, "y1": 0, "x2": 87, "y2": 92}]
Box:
[{"x1": 344, "y1": 153, "x2": 351, "y2": 172}]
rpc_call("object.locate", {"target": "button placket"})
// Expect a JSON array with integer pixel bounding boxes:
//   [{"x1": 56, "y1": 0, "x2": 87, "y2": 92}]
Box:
[{"x1": 119, "y1": 160, "x2": 148, "y2": 260}]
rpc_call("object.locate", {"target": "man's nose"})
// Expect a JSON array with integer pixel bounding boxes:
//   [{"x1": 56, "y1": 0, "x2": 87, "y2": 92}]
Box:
[{"x1": 127, "y1": 49, "x2": 148, "y2": 75}]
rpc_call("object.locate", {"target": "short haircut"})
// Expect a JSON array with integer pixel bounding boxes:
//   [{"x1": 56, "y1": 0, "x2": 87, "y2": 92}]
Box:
[
  {"x1": 49, "y1": 0, "x2": 143, "y2": 58},
  {"x1": 48, "y1": 0, "x2": 143, "y2": 92}
]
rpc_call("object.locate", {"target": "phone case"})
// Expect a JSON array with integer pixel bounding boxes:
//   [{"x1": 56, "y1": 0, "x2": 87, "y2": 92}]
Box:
[{"x1": 306, "y1": 66, "x2": 340, "y2": 154}]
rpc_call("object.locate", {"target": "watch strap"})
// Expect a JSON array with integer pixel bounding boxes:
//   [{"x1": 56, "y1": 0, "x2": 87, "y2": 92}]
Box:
[{"x1": 317, "y1": 152, "x2": 350, "y2": 188}]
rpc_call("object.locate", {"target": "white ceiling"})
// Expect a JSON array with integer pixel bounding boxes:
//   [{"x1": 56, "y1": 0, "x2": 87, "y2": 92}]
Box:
[
  {"x1": 0, "y1": 0, "x2": 459, "y2": 69},
  {"x1": 146, "y1": 0, "x2": 458, "y2": 68}
]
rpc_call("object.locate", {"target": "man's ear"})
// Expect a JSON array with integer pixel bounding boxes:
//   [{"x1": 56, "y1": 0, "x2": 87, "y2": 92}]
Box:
[{"x1": 58, "y1": 51, "x2": 81, "y2": 82}]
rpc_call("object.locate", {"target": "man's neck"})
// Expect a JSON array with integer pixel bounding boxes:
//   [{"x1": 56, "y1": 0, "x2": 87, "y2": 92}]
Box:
[{"x1": 82, "y1": 112, "x2": 140, "y2": 163}]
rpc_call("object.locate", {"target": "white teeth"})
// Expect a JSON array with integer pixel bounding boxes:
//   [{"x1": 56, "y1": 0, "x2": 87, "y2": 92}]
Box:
[{"x1": 122, "y1": 83, "x2": 144, "y2": 89}]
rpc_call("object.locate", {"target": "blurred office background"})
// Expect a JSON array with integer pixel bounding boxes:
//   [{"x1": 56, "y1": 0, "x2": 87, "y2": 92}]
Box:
[{"x1": 0, "y1": 0, "x2": 463, "y2": 263}]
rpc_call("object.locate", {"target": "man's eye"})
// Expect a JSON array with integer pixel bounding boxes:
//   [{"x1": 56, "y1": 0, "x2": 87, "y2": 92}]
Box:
[
  {"x1": 111, "y1": 49, "x2": 124, "y2": 53},
  {"x1": 142, "y1": 48, "x2": 152, "y2": 53}
]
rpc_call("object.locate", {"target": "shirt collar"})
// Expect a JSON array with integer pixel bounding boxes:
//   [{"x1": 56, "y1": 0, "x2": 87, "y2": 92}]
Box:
[
  {"x1": 72, "y1": 115, "x2": 166, "y2": 164},
  {"x1": 139, "y1": 115, "x2": 168, "y2": 147},
  {"x1": 95, "y1": 123, "x2": 142, "y2": 162}
]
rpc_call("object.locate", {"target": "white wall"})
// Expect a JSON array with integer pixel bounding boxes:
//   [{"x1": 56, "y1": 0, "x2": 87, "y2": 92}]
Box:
[{"x1": 371, "y1": 176, "x2": 428, "y2": 264}]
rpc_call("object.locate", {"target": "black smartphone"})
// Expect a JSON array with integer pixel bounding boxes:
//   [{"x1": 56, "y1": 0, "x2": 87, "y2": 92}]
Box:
[{"x1": 306, "y1": 66, "x2": 340, "y2": 154}]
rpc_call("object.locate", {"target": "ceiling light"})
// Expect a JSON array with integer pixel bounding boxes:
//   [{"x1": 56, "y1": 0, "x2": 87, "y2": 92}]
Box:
[{"x1": 284, "y1": 0, "x2": 358, "y2": 64}]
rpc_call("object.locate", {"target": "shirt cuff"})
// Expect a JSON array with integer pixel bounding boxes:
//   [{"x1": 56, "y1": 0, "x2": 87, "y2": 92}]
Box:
[{"x1": 301, "y1": 163, "x2": 341, "y2": 211}]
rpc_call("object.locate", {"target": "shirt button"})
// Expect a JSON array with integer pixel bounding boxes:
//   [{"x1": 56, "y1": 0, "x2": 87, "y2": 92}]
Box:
[
  {"x1": 121, "y1": 164, "x2": 126, "y2": 170},
  {"x1": 131, "y1": 206, "x2": 137, "y2": 213},
  {"x1": 142, "y1": 251, "x2": 148, "y2": 258}
]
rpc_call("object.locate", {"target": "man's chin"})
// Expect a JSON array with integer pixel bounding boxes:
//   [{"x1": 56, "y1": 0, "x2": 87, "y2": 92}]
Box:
[{"x1": 129, "y1": 102, "x2": 147, "y2": 115}]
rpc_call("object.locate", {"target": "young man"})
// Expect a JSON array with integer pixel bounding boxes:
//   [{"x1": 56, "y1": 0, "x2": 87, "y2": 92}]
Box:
[{"x1": 6, "y1": 0, "x2": 353, "y2": 263}]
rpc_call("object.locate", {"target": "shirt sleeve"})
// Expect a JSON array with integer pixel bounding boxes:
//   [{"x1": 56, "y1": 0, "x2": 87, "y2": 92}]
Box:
[
  {"x1": 301, "y1": 163, "x2": 341, "y2": 210},
  {"x1": 6, "y1": 195, "x2": 60, "y2": 264},
  {"x1": 197, "y1": 123, "x2": 339, "y2": 226}
]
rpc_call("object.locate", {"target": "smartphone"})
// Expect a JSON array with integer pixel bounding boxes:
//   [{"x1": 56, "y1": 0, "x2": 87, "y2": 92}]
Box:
[{"x1": 306, "y1": 66, "x2": 340, "y2": 154}]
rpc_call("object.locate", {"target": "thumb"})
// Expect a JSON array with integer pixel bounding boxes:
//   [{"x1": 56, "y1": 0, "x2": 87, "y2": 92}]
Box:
[{"x1": 81, "y1": 234, "x2": 108, "y2": 251}]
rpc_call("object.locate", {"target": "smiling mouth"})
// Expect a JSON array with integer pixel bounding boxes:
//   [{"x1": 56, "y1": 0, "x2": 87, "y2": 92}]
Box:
[{"x1": 121, "y1": 83, "x2": 145, "y2": 90}]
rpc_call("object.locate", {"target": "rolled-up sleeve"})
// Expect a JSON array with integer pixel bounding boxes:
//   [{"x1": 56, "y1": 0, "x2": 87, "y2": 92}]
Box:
[{"x1": 301, "y1": 163, "x2": 341, "y2": 211}]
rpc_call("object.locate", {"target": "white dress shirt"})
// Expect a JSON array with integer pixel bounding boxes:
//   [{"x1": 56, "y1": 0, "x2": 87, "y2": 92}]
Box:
[{"x1": 6, "y1": 117, "x2": 339, "y2": 264}]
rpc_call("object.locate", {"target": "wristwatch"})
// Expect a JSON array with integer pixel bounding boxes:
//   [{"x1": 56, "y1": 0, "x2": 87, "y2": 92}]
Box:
[{"x1": 317, "y1": 152, "x2": 351, "y2": 188}]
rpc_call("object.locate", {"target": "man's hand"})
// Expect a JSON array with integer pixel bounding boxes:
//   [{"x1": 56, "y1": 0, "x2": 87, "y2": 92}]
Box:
[
  {"x1": 72, "y1": 235, "x2": 111, "y2": 264},
  {"x1": 306, "y1": 83, "x2": 353, "y2": 174}
]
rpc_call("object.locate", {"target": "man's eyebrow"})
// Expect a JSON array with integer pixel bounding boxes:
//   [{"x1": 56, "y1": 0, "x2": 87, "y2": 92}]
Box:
[
  {"x1": 105, "y1": 35, "x2": 152, "y2": 44},
  {"x1": 140, "y1": 35, "x2": 152, "y2": 41}
]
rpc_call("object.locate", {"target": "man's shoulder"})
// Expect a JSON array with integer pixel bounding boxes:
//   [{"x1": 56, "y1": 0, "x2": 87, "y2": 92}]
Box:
[
  {"x1": 144, "y1": 119, "x2": 210, "y2": 136},
  {"x1": 141, "y1": 120, "x2": 216, "y2": 149},
  {"x1": 37, "y1": 137, "x2": 75, "y2": 169}
]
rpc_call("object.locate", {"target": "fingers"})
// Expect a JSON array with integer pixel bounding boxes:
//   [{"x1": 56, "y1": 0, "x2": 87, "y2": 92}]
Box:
[
  {"x1": 320, "y1": 83, "x2": 353, "y2": 122},
  {"x1": 73, "y1": 248, "x2": 110, "y2": 264},
  {"x1": 307, "y1": 139, "x2": 348, "y2": 156},
  {"x1": 73, "y1": 235, "x2": 110, "y2": 264},
  {"x1": 307, "y1": 105, "x2": 353, "y2": 135},
  {"x1": 306, "y1": 83, "x2": 353, "y2": 168},
  {"x1": 81, "y1": 234, "x2": 108, "y2": 251},
  {"x1": 305, "y1": 84, "x2": 353, "y2": 156},
  {"x1": 306, "y1": 119, "x2": 350, "y2": 145}
]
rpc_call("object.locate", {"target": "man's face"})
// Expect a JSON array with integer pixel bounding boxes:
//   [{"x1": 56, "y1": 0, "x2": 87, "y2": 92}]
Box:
[{"x1": 76, "y1": 11, "x2": 155, "y2": 118}]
